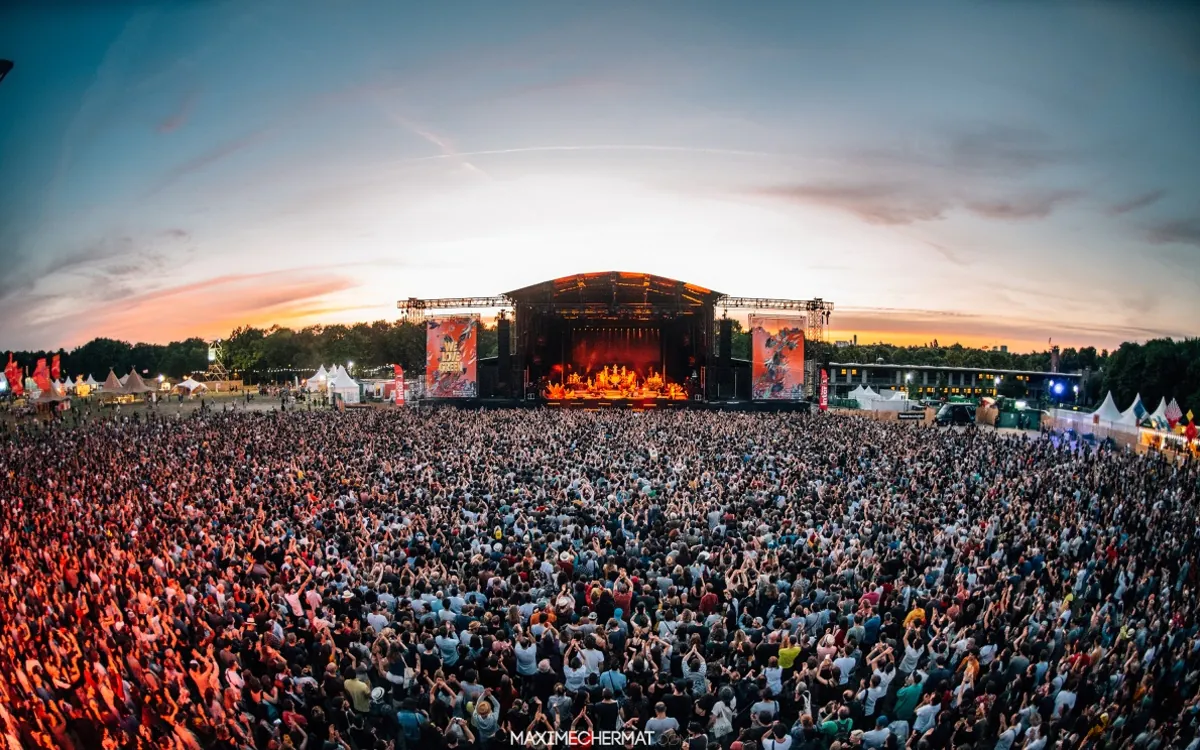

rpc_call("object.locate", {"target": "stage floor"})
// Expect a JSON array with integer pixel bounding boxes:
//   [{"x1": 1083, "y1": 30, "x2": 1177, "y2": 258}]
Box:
[{"x1": 418, "y1": 398, "x2": 813, "y2": 413}]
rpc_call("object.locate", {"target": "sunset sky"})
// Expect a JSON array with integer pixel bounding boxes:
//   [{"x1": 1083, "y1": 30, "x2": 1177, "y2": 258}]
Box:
[{"x1": 1, "y1": 1, "x2": 1198, "y2": 352}]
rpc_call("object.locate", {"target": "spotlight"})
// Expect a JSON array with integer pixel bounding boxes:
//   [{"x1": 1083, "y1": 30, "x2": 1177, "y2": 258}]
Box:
[{"x1": 1053, "y1": 383, "x2": 1065, "y2": 396}]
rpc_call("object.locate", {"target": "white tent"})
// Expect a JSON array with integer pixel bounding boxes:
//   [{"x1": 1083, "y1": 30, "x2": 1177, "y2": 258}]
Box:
[
  {"x1": 1150, "y1": 398, "x2": 1168, "y2": 421},
  {"x1": 328, "y1": 368, "x2": 360, "y2": 404},
  {"x1": 1093, "y1": 392, "x2": 1123, "y2": 422},
  {"x1": 84, "y1": 374, "x2": 100, "y2": 389},
  {"x1": 59, "y1": 378, "x2": 74, "y2": 392},
  {"x1": 1119, "y1": 394, "x2": 1146, "y2": 426},
  {"x1": 1146, "y1": 397, "x2": 1170, "y2": 430},
  {"x1": 306, "y1": 365, "x2": 329, "y2": 392},
  {"x1": 174, "y1": 377, "x2": 209, "y2": 395},
  {"x1": 847, "y1": 385, "x2": 873, "y2": 403},
  {"x1": 119, "y1": 373, "x2": 130, "y2": 386}
]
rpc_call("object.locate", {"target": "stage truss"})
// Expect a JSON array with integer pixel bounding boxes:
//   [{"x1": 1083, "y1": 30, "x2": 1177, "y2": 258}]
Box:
[{"x1": 398, "y1": 296, "x2": 834, "y2": 340}]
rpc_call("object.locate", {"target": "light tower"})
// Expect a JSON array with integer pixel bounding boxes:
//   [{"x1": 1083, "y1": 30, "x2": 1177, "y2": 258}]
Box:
[{"x1": 205, "y1": 339, "x2": 229, "y2": 381}]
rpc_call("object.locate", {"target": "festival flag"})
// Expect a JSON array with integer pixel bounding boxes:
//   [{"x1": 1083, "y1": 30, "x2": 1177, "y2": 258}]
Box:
[
  {"x1": 4, "y1": 354, "x2": 22, "y2": 397},
  {"x1": 392, "y1": 364, "x2": 405, "y2": 405},
  {"x1": 33, "y1": 358, "x2": 51, "y2": 392},
  {"x1": 819, "y1": 369, "x2": 829, "y2": 412},
  {"x1": 1165, "y1": 398, "x2": 1182, "y2": 428},
  {"x1": 50, "y1": 353, "x2": 61, "y2": 380}
]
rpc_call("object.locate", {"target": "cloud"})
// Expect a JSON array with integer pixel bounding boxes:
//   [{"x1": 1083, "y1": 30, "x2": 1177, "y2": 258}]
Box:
[
  {"x1": 754, "y1": 182, "x2": 951, "y2": 225},
  {"x1": 0, "y1": 230, "x2": 193, "y2": 303},
  {"x1": 14, "y1": 269, "x2": 359, "y2": 349},
  {"x1": 1145, "y1": 217, "x2": 1200, "y2": 248},
  {"x1": 1106, "y1": 189, "x2": 1165, "y2": 216},
  {"x1": 831, "y1": 307, "x2": 1187, "y2": 351},
  {"x1": 145, "y1": 128, "x2": 275, "y2": 196},
  {"x1": 925, "y1": 241, "x2": 968, "y2": 267},
  {"x1": 943, "y1": 124, "x2": 1070, "y2": 174},
  {"x1": 965, "y1": 190, "x2": 1080, "y2": 220},
  {"x1": 851, "y1": 123, "x2": 1070, "y2": 177}
]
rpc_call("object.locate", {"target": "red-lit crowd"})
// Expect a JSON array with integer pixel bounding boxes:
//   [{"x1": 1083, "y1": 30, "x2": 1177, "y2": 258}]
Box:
[{"x1": 0, "y1": 408, "x2": 1198, "y2": 750}]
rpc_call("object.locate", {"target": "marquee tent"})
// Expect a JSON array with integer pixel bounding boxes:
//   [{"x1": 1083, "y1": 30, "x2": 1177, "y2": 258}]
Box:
[
  {"x1": 119, "y1": 373, "x2": 130, "y2": 386},
  {"x1": 36, "y1": 389, "x2": 69, "y2": 403},
  {"x1": 306, "y1": 365, "x2": 329, "y2": 392},
  {"x1": 1147, "y1": 398, "x2": 1171, "y2": 430},
  {"x1": 84, "y1": 374, "x2": 100, "y2": 389},
  {"x1": 1119, "y1": 394, "x2": 1147, "y2": 426},
  {"x1": 328, "y1": 368, "x2": 360, "y2": 404},
  {"x1": 174, "y1": 377, "x2": 208, "y2": 395},
  {"x1": 122, "y1": 369, "x2": 154, "y2": 394},
  {"x1": 1150, "y1": 397, "x2": 1168, "y2": 420},
  {"x1": 847, "y1": 385, "x2": 877, "y2": 403},
  {"x1": 101, "y1": 369, "x2": 123, "y2": 394},
  {"x1": 1093, "y1": 392, "x2": 1123, "y2": 423}
]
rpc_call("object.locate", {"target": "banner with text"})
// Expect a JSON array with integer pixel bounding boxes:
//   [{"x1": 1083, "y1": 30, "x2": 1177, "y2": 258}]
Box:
[
  {"x1": 750, "y1": 315, "x2": 806, "y2": 400},
  {"x1": 392, "y1": 364, "x2": 405, "y2": 405},
  {"x1": 425, "y1": 315, "x2": 479, "y2": 398}
]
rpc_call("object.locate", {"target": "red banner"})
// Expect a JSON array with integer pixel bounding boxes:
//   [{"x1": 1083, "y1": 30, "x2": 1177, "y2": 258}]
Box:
[
  {"x1": 819, "y1": 369, "x2": 829, "y2": 411},
  {"x1": 749, "y1": 316, "x2": 806, "y2": 400},
  {"x1": 33, "y1": 358, "x2": 51, "y2": 393},
  {"x1": 393, "y1": 364, "x2": 405, "y2": 405},
  {"x1": 50, "y1": 354, "x2": 61, "y2": 380},
  {"x1": 425, "y1": 316, "x2": 479, "y2": 398},
  {"x1": 3, "y1": 354, "x2": 21, "y2": 397}
]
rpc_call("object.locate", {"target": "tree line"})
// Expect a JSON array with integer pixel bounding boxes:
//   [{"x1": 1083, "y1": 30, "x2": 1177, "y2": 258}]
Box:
[
  {"x1": 6, "y1": 321, "x2": 1199, "y2": 413},
  {"x1": 5, "y1": 322, "x2": 498, "y2": 384}
]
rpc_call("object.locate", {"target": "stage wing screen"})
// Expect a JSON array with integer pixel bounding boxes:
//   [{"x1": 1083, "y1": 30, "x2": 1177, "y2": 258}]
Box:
[
  {"x1": 425, "y1": 315, "x2": 479, "y2": 398},
  {"x1": 750, "y1": 315, "x2": 806, "y2": 400}
]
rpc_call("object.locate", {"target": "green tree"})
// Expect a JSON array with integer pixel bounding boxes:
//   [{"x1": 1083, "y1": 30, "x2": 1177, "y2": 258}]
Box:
[{"x1": 225, "y1": 326, "x2": 266, "y2": 373}]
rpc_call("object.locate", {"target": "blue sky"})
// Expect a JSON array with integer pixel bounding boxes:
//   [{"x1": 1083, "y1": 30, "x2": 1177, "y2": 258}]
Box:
[{"x1": 1, "y1": 0, "x2": 1198, "y2": 350}]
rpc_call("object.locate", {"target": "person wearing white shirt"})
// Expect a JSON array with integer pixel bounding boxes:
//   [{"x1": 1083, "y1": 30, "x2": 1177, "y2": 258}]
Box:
[
  {"x1": 366, "y1": 607, "x2": 388, "y2": 634},
  {"x1": 860, "y1": 717, "x2": 891, "y2": 749},
  {"x1": 225, "y1": 663, "x2": 244, "y2": 691},
  {"x1": 1023, "y1": 726, "x2": 1047, "y2": 750},
  {"x1": 581, "y1": 645, "x2": 605, "y2": 674},
  {"x1": 859, "y1": 674, "x2": 888, "y2": 716},
  {"x1": 913, "y1": 696, "x2": 940, "y2": 734},
  {"x1": 1052, "y1": 686, "x2": 1077, "y2": 719},
  {"x1": 833, "y1": 648, "x2": 857, "y2": 685},
  {"x1": 993, "y1": 714, "x2": 1021, "y2": 750}
]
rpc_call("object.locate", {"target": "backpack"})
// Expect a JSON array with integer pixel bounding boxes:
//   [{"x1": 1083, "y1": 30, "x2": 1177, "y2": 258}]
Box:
[{"x1": 831, "y1": 719, "x2": 853, "y2": 744}]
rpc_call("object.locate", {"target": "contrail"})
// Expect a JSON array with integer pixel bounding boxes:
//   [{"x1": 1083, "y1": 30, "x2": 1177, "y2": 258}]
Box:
[{"x1": 370, "y1": 95, "x2": 490, "y2": 178}]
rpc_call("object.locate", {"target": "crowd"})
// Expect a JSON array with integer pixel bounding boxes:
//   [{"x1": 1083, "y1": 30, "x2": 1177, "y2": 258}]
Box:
[{"x1": 0, "y1": 407, "x2": 1198, "y2": 750}]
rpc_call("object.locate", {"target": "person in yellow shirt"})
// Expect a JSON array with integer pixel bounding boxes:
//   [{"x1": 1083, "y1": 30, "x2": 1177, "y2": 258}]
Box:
[
  {"x1": 343, "y1": 667, "x2": 373, "y2": 714},
  {"x1": 903, "y1": 607, "x2": 927, "y2": 629},
  {"x1": 778, "y1": 633, "x2": 803, "y2": 672}
]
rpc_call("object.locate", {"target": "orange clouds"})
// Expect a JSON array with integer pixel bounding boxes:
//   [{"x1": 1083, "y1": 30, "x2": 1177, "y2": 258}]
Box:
[
  {"x1": 47, "y1": 269, "x2": 358, "y2": 345},
  {"x1": 826, "y1": 309, "x2": 1173, "y2": 352}
]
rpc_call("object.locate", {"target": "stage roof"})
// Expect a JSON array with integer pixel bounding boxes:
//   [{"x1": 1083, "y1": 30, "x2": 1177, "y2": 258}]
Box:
[{"x1": 505, "y1": 272, "x2": 723, "y2": 306}]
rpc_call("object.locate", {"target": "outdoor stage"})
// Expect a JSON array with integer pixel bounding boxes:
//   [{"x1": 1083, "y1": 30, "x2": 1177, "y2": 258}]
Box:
[{"x1": 400, "y1": 272, "x2": 833, "y2": 405}]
